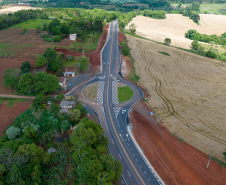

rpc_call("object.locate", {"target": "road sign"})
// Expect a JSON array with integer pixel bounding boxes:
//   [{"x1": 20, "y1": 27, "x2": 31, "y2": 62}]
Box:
[{"x1": 122, "y1": 109, "x2": 127, "y2": 114}]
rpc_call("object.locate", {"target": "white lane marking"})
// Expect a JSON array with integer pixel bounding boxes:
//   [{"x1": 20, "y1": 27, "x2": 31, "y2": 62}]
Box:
[
  {"x1": 144, "y1": 171, "x2": 146, "y2": 175},
  {"x1": 127, "y1": 170, "x2": 131, "y2": 177},
  {"x1": 130, "y1": 148, "x2": 132, "y2": 151},
  {"x1": 112, "y1": 139, "x2": 114, "y2": 144},
  {"x1": 140, "y1": 165, "x2": 142, "y2": 168},
  {"x1": 119, "y1": 134, "x2": 123, "y2": 141},
  {"x1": 119, "y1": 154, "x2": 122, "y2": 159},
  {"x1": 133, "y1": 153, "x2": 135, "y2": 156},
  {"x1": 148, "y1": 178, "x2": 151, "y2": 181},
  {"x1": 136, "y1": 159, "x2": 138, "y2": 162}
]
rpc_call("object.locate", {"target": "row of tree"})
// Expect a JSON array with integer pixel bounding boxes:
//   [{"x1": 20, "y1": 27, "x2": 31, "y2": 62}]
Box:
[{"x1": 186, "y1": 29, "x2": 226, "y2": 45}]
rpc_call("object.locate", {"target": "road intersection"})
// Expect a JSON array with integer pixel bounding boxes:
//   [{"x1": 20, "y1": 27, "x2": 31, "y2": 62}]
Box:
[{"x1": 66, "y1": 20, "x2": 164, "y2": 185}]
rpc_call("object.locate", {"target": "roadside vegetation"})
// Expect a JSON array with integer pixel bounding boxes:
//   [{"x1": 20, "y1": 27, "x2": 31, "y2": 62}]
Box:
[
  {"x1": 0, "y1": 94, "x2": 123, "y2": 184},
  {"x1": 118, "y1": 86, "x2": 134, "y2": 103},
  {"x1": 0, "y1": 97, "x2": 29, "y2": 107}
]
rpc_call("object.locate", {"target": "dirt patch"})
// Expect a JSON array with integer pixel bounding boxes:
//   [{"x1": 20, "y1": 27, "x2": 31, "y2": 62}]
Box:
[
  {"x1": 130, "y1": 107, "x2": 226, "y2": 185},
  {"x1": 116, "y1": 82, "x2": 126, "y2": 88},
  {"x1": 127, "y1": 34, "x2": 226, "y2": 161},
  {"x1": 121, "y1": 55, "x2": 132, "y2": 77},
  {"x1": 0, "y1": 100, "x2": 31, "y2": 136},
  {"x1": 126, "y1": 14, "x2": 226, "y2": 49},
  {"x1": 118, "y1": 33, "x2": 125, "y2": 42},
  {"x1": 82, "y1": 82, "x2": 99, "y2": 102}
]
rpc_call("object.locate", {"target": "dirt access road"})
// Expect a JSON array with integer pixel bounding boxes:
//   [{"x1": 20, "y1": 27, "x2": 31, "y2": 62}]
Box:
[{"x1": 126, "y1": 14, "x2": 226, "y2": 49}]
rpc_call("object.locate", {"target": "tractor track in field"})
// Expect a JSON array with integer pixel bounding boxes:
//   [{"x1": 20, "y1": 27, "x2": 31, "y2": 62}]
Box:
[{"x1": 135, "y1": 40, "x2": 226, "y2": 145}]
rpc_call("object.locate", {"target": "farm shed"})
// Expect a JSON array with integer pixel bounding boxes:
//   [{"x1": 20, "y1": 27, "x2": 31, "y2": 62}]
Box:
[{"x1": 70, "y1": 34, "x2": 77, "y2": 41}]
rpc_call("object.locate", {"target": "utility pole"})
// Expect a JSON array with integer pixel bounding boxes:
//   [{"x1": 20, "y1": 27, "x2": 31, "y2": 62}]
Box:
[{"x1": 207, "y1": 150, "x2": 214, "y2": 168}]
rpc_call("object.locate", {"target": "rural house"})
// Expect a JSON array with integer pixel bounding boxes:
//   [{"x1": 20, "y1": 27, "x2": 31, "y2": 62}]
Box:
[
  {"x1": 60, "y1": 101, "x2": 76, "y2": 109},
  {"x1": 63, "y1": 68, "x2": 76, "y2": 77}
]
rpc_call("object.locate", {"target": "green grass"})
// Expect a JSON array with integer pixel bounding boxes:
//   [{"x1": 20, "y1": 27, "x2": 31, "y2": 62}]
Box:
[
  {"x1": 200, "y1": 4, "x2": 226, "y2": 14},
  {"x1": 159, "y1": 51, "x2": 170, "y2": 56},
  {"x1": 0, "y1": 43, "x2": 36, "y2": 56},
  {"x1": 9, "y1": 19, "x2": 52, "y2": 30},
  {"x1": 118, "y1": 86, "x2": 134, "y2": 103},
  {"x1": 63, "y1": 56, "x2": 89, "y2": 67},
  {"x1": 0, "y1": 97, "x2": 29, "y2": 107},
  {"x1": 209, "y1": 156, "x2": 226, "y2": 167}
]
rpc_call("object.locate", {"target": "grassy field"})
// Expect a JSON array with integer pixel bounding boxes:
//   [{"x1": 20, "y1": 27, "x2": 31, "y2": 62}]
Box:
[
  {"x1": 0, "y1": 43, "x2": 36, "y2": 56},
  {"x1": 82, "y1": 82, "x2": 99, "y2": 102},
  {"x1": 9, "y1": 19, "x2": 52, "y2": 30},
  {"x1": 0, "y1": 97, "x2": 29, "y2": 107},
  {"x1": 118, "y1": 86, "x2": 134, "y2": 103},
  {"x1": 127, "y1": 34, "x2": 226, "y2": 161},
  {"x1": 200, "y1": 4, "x2": 226, "y2": 14}
]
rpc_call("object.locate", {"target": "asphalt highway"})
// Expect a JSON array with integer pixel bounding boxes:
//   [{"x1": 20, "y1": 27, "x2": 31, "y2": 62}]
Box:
[{"x1": 66, "y1": 21, "x2": 164, "y2": 185}]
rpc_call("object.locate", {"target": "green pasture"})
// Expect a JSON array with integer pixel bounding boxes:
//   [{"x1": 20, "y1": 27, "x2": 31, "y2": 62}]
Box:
[
  {"x1": 118, "y1": 86, "x2": 134, "y2": 103},
  {"x1": 200, "y1": 4, "x2": 226, "y2": 14},
  {"x1": 0, "y1": 97, "x2": 29, "y2": 107},
  {"x1": 9, "y1": 19, "x2": 52, "y2": 30}
]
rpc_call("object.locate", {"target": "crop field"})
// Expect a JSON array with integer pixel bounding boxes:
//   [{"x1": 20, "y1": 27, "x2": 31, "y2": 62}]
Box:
[
  {"x1": 127, "y1": 34, "x2": 226, "y2": 160},
  {"x1": 200, "y1": 4, "x2": 226, "y2": 14},
  {"x1": 0, "y1": 6, "x2": 42, "y2": 15},
  {"x1": 126, "y1": 14, "x2": 226, "y2": 49}
]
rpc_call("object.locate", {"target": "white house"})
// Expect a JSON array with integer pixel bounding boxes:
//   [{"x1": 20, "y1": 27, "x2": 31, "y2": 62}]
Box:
[
  {"x1": 64, "y1": 72, "x2": 75, "y2": 77},
  {"x1": 60, "y1": 101, "x2": 76, "y2": 109},
  {"x1": 70, "y1": 34, "x2": 77, "y2": 41}
]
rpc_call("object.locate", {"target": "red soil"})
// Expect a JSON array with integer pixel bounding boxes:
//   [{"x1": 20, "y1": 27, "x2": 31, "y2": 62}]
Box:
[
  {"x1": 130, "y1": 107, "x2": 226, "y2": 185},
  {"x1": 0, "y1": 100, "x2": 31, "y2": 137},
  {"x1": 118, "y1": 32, "x2": 125, "y2": 42}
]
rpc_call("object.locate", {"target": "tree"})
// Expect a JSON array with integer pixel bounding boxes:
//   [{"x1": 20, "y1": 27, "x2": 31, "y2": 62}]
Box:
[
  {"x1": 6, "y1": 164, "x2": 25, "y2": 185},
  {"x1": 48, "y1": 56, "x2": 62, "y2": 72},
  {"x1": 35, "y1": 55, "x2": 48, "y2": 67},
  {"x1": 129, "y1": 23, "x2": 137, "y2": 34},
  {"x1": 20, "y1": 61, "x2": 31, "y2": 71},
  {"x1": 56, "y1": 93, "x2": 65, "y2": 102},
  {"x1": 32, "y1": 93, "x2": 48, "y2": 108},
  {"x1": 164, "y1": 38, "x2": 171, "y2": 45},
  {"x1": 17, "y1": 72, "x2": 34, "y2": 95},
  {"x1": 3, "y1": 68, "x2": 20, "y2": 89},
  {"x1": 69, "y1": 108, "x2": 81, "y2": 122},
  {"x1": 93, "y1": 19, "x2": 103, "y2": 33},
  {"x1": 20, "y1": 68, "x2": 30, "y2": 75},
  {"x1": 43, "y1": 48, "x2": 57, "y2": 63},
  {"x1": 191, "y1": 40, "x2": 199, "y2": 50},
  {"x1": 6, "y1": 126, "x2": 21, "y2": 140}
]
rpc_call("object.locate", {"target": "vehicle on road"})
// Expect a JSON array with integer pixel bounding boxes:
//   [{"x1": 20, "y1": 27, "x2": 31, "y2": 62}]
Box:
[{"x1": 67, "y1": 82, "x2": 71, "y2": 86}]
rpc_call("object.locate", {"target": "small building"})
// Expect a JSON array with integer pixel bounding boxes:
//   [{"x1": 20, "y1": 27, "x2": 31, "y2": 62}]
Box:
[
  {"x1": 58, "y1": 77, "x2": 67, "y2": 87},
  {"x1": 60, "y1": 101, "x2": 76, "y2": 109},
  {"x1": 70, "y1": 34, "x2": 77, "y2": 41},
  {"x1": 64, "y1": 72, "x2": 75, "y2": 77}
]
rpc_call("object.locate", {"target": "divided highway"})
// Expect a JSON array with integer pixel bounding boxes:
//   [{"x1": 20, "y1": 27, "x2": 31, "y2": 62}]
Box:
[{"x1": 66, "y1": 20, "x2": 164, "y2": 185}]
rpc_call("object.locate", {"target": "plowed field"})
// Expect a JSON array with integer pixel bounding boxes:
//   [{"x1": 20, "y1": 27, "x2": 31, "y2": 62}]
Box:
[{"x1": 127, "y1": 34, "x2": 226, "y2": 161}]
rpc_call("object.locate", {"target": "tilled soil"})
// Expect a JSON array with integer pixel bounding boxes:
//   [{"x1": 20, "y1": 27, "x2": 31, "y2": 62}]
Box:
[
  {"x1": 130, "y1": 106, "x2": 226, "y2": 185},
  {"x1": 0, "y1": 100, "x2": 31, "y2": 136}
]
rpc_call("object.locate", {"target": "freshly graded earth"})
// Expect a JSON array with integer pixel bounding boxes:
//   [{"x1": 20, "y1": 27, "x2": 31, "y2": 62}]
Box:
[
  {"x1": 126, "y1": 34, "x2": 226, "y2": 161},
  {"x1": 126, "y1": 14, "x2": 226, "y2": 49}
]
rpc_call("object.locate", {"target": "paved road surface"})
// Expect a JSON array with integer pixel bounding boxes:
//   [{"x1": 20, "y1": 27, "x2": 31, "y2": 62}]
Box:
[{"x1": 66, "y1": 21, "x2": 164, "y2": 185}]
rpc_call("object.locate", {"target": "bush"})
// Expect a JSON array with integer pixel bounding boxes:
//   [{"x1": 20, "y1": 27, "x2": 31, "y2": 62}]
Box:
[
  {"x1": 66, "y1": 55, "x2": 73, "y2": 61},
  {"x1": 206, "y1": 51, "x2": 217, "y2": 58},
  {"x1": 6, "y1": 126, "x2": 21, "y2": 140},
  {"x1": 41, "y1": 33, "x2": 48, "y2": 38},
  {"x1": 164, "y1": 38, "x2": 171, "y2": 45},
  {"x1": 122, "y1": 47, "x2": 130, "y2": 56},
  {"x1": 35, "y1": 55, "x2": 48, "y2": 67},
  {"x1": 21, "y1": 68, "x2": 30, "y2": 75},
  {"x1": 55, "y1": 69, "x2": 63, "y2": 77},
  {"x1": 191, "y1": 40, "x2": 199, "y2": 50},
  {"x1": 20, "y1": 61, "x2": 31, "y2": 71},
  {"x1": 53, "y1": 36, "x2": 62, "y2": 42}
]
